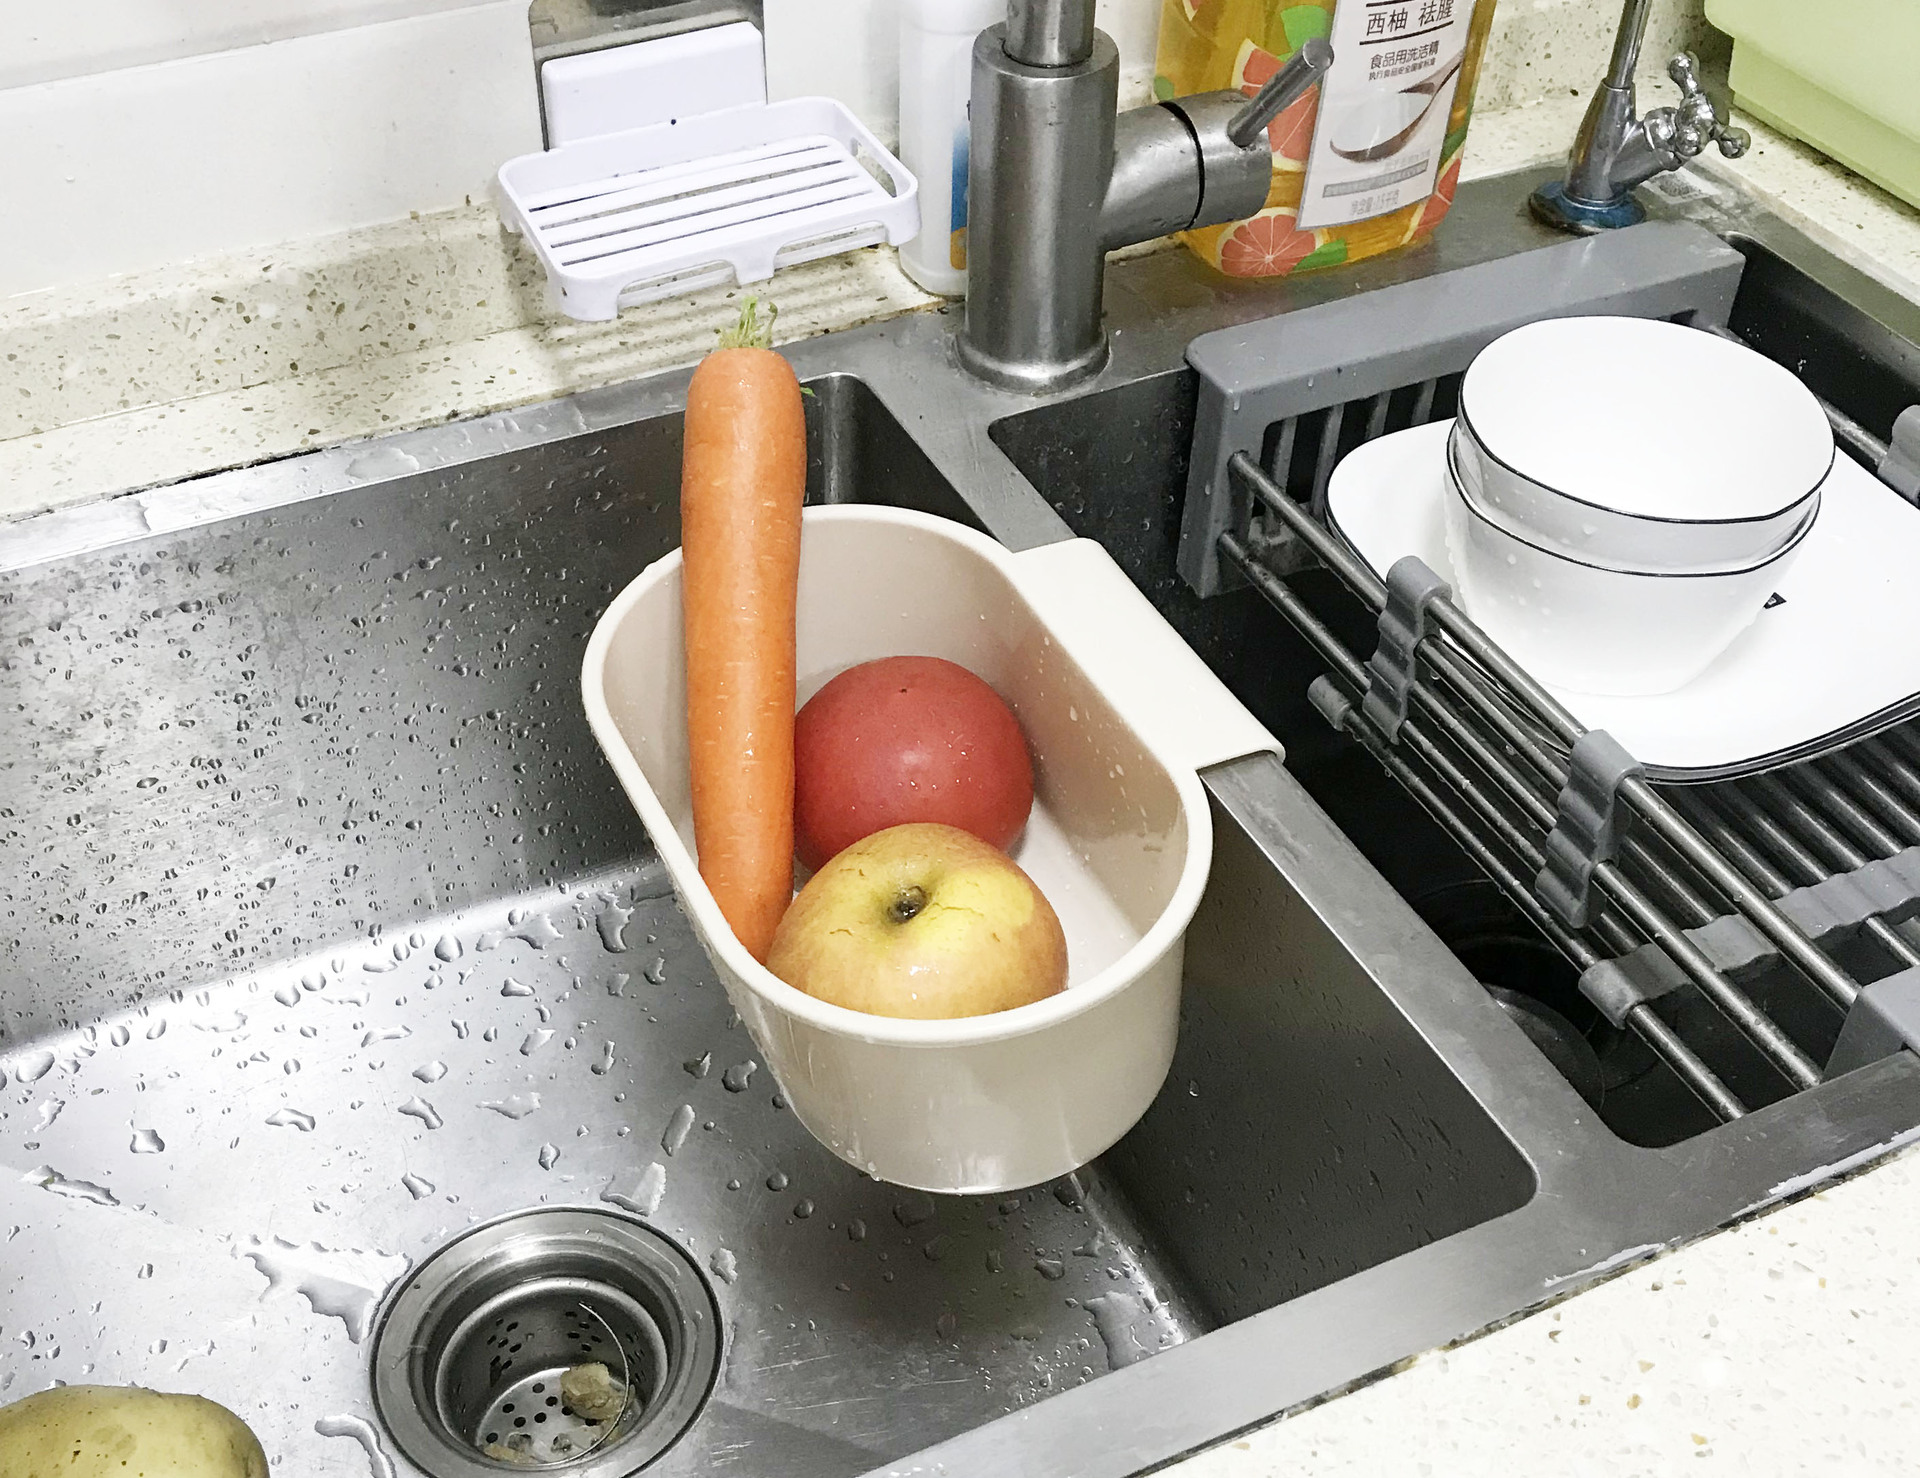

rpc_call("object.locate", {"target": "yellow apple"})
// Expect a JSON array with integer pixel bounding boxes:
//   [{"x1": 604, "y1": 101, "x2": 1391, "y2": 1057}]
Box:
[{"x1": 768, "y1": 822, "x2": 1068, "y2": 1019}]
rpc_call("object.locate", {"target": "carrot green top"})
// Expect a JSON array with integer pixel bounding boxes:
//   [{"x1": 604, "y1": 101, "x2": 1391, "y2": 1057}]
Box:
[{"x1": 716, "y1": 295, "x2": 777, "y2": 351}]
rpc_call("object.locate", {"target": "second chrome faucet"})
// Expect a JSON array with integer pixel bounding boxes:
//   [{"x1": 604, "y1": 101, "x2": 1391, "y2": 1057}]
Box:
[{"x1": 957, "y1": 0, "x2": 1330, "y2": 395}]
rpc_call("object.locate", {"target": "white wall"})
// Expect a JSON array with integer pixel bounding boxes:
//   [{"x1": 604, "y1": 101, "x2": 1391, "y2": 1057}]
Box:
[
  {"x1": 764, "y1": 0, "x2": 1161, "y2": 147},
  {"x1": 1, "y1": 0, "x2": 510, "y2": 89},
  {"x1": 0, "y1": 3, "x2": 542, "y2": 298},
  {"x1": 3, "y1": 0, "x2": 1717, "y2": 300}
]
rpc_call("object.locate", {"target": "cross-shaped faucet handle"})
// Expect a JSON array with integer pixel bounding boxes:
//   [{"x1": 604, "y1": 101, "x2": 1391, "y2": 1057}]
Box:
[{"x1": 1665, "y1": 51, "x2": 1751, "y2": 161}]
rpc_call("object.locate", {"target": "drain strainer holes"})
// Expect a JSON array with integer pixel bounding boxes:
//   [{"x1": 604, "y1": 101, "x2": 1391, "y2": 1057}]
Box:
[{"x1": 372, "y1": 1209, "x2": 720, "y2": 1476}]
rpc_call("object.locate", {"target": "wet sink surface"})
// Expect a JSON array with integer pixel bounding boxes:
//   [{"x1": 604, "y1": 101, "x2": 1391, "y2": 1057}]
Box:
[
  {"x1": 0, "y1": 867, "x2": 1200, "y2": 1473},
  {"x1": 6, "y1": 168, "x2": 1920, "y2": 1478},
  {"x1": 1, "y1": 363, "x2": 1537, "y2": 1476}
]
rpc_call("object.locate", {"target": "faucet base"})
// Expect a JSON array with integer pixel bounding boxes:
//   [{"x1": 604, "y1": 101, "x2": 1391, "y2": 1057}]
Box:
[
  {"x1": 1527, "y1": 178, "x2": 1648, "y2": 235},
  {"x1": 954, "y1": 325, "x2": 1110, "y2": 397}
]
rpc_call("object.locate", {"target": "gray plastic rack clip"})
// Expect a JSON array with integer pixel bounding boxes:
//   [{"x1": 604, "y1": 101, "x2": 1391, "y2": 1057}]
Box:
[
  {"x1": 1360, "y1": 557, "x2": 1451, "y2": 745},
  {"x1": 1536, "y1": 730, "x2": 1646, "y2": 931}
]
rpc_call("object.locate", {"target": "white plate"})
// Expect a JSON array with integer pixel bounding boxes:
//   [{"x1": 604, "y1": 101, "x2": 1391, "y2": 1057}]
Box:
[{"x1": 1327, "y1": 420, "x2": 1920, "y2": 781}]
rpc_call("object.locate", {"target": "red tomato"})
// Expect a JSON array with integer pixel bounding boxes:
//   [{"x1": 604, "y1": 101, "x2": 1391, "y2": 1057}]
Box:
[{"x1": 793, "y1": 656, "x2": 1034, "y2": 872}]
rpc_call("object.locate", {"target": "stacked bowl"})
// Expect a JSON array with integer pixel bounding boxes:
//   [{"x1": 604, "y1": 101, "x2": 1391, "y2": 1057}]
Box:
[{"x1": 1443, "y1": 315, "x2": 1834, "y2": 696}]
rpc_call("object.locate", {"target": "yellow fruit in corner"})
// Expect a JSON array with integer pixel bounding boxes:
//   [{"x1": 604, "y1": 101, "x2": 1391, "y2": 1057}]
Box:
[{"x1": 0, "y1": 1385, "x2": 270, "y2": 1477}]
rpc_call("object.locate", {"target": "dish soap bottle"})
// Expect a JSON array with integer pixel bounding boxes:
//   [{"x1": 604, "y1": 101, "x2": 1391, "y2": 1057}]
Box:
[
  {"x1": 1155, "y1": 0, "x2": 1497, "y2": 276},
  {"x1": 897, "y1": 0, "x2": 1007, "y2": 295}
]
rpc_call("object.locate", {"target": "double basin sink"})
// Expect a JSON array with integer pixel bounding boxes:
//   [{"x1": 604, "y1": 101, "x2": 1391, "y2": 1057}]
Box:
[{"x1": 3, "y1": 167, "x2": 1920, "y2": 1477}]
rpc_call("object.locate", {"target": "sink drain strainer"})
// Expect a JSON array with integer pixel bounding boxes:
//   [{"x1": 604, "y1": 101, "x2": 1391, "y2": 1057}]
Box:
[{"x1": 371, "y1": 1208, "x2": 720, "y2": 1475}]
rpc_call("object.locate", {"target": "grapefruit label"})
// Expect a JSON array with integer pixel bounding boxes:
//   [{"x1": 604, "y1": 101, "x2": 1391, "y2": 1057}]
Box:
[
  {"x1": 1294, "y1": 0, "x2": 1475, "y2": 231},
  {"x1": 1231, "y1": 39, "x2": 1321, "y2": 170}
]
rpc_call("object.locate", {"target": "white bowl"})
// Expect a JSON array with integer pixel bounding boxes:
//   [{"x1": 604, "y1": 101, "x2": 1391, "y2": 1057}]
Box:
[
  {"x1": 581, "y1": 506, "x2": 1277, "y2": 1192},
  {"x1": 1443, "y1": 441, "x2": 1816, "y2": 696},
  {"x1": 1457, "y1": 316, "x2": 1834, "y2": 571},
  {"x1": 1448, "y1": 419, "x2": 1822, "y2": 572}
]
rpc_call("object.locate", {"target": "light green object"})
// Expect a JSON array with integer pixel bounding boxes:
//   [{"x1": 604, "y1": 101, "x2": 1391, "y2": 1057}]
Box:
[
  {"x1": 1706, "y1": 0, "x2": 1920, "y2": 210},
  {"x1": 0, "y1": 1385, "x2": 270, "y2": 1478}
]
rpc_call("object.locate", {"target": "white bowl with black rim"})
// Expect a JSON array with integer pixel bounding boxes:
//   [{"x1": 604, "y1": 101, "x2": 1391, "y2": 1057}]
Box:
[
  {"x1": 1456, "y1": 315, "x2": 1833, "y2": 572},
  {"x1": 1442, "y1": 429, "x2": 1818, "y2": 697}
]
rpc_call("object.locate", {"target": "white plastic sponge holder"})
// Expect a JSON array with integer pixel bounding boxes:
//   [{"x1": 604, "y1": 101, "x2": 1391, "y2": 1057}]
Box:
[{"x1": 498, "y1": 96, "x2": 920, "y2": 321}]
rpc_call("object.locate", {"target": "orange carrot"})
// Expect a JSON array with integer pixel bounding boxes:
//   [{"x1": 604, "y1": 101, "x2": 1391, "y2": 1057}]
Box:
[{"x1": 681, "y1": 298, "x2": 807, "y2": 962}]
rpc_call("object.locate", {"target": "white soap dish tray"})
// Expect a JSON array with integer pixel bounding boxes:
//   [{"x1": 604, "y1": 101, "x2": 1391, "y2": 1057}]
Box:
[{"x1": 497, "y1": 97, "x2": 919, "y2": 321}]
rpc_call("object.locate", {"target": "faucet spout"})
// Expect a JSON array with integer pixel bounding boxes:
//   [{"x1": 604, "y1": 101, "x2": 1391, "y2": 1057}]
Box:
[
  {"x1": 957, "y1": 25, "x2": 1330, "y2": 395},
  {"x1": 1005, "y1": 0, "x2": 1095, "y2": 68}
]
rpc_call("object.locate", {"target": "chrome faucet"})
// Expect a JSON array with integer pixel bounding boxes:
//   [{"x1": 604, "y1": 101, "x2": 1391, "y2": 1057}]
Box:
[
  {"x1": 1529, "y1": 0, "x2": 1749, "y2": 233},
  {"x1": 957, "y1": 0, "x2": 1331, "y2": 394}
]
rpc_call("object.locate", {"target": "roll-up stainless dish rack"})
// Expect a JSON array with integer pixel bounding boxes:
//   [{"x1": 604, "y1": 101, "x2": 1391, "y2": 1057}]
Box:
[{"x1": 1176, "y1": 220, "x2": 1920, "y2": 1130}]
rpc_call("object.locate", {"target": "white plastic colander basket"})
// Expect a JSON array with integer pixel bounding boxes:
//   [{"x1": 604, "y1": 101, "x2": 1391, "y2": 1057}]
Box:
[{"x1": 582, "y1": 508, "x2": 1279, "y2": 1193}]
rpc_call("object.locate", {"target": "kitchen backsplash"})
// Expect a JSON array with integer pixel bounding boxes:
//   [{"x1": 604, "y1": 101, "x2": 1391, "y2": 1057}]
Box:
[{"x1": 0, "y1": 0, "x2": 1723, "y2": 298}]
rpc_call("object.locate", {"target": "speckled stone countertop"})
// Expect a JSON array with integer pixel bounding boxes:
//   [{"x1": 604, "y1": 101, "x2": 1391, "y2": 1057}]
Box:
[
  {"x1": 8, "y1": 75, "x2": 1917, "y2": 528},
  {"x1": 6, "y1": 84, "x2": 1920, "y2": 1478}
]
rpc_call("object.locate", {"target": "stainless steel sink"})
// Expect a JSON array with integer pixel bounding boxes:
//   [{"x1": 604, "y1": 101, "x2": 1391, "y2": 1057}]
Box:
[{"x1": 4, "y1": 167, "x2": 1920, "y2": 1478}]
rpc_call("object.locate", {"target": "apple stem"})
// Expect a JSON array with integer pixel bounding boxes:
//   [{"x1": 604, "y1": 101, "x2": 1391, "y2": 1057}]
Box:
[{"x1": 888, "y1": 886, "x2": 929, "y2": 924}]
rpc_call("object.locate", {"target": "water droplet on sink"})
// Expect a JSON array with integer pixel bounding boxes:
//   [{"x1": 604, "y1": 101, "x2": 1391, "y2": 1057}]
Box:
[
  {"x1": 109, "y1": 1024, "x2": 130, "y2": 1048},
  {"x1": 721, "y1": 1060, "x2": 757, "y2": 1093},
  {"x1": 1034, "y1": 1257, "x2": 1066, "y2": 1281},
  {"x1": 315, "y1": 1413, "x2": 399, "y2": 1478},
  {"x1": 602, "y1": 1161, "x2": 666, "y2": 1217},
  {"x1": 595, "y1": 898, "x2": 634, "y2": 952},
  {"x1": 362, "y1": 1025, "x2": 411, "y2": 1048},
  {"x1": 266, "y1": 1107, "x2": 317, "y2": 1131},
  {"x1": 24, "y1": 1165, "x2": 118, "y2": 1206},
  {"x1": 344, "y1": 445, "x2": 422, "y2": 482},
  {"x1": 482, "y1": 1093, "x2": 541, "y2": 1120},
  {"x1": 590, "y1": 1041, "x2": 617, "y2": 1075},
  {"x1": 129, "y1": 1128, "x2": 165, "y2": 1155},
  {"x1": 412, "y1": 1061, "x2": 448, "y2": 1083},
  {"x1": 660, "y1": 1104, "x2": 695, "y2": 1156},
  {"x1": 244, "y1": 1236, "x2": 410, "y2": 1345},
  {"x1": 538, "y1": 1143, "x2": 560, "y2": 1170},
  {"x1": 1087, "y1": 1291, "x2": 1155, "y2": 1370},
  {"x1": 519, "y1": 1029, "x2": 554, "y2": 1057},
  {"x1": 508, "y1": 913, "x2": 563, "y2": 950},
  {"x1": 146, "y1": 1019, "x2": 168, "y2": 1040},
  {"x1": 645, "y1": 956, "x2": 668, "y2": 985},
  {"x1": 273, "y1": 983, "x2": 301, "y2": 1007},
  {"x1": 501, "y1": 978, "x2": 535, "y2": 998},
  {"x1": 709, "y1": 1248, "x2": 738, "y2": 1283},
  {"x1": 399, "y1": 1172, "x2": 435, "y2": 1200},
  {"x1": 13, "y1": 1049, "x2": 55, "y2": 1083},
  {"x1": 894, "y1": 1196, "x2": 935, "y2": 1228},
  {"x1": 398, "y1": 1097, "x2": 443, "y2": 1130},
  {"x1": 31, "y1": 1099, "x2": 64, "y2": 1133},
  {"x1": 766, "y1": 1170, "x2": 790, "y2": 1192},
  {"x1": 683, "y1": 1052, "x2": 711, "y2": 1079},
  {"x1": 434, "y1": 935, "x2": 462, "y2": 962}
]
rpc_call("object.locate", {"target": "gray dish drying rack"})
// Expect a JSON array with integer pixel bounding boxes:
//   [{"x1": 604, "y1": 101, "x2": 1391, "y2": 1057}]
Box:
[{"x1": 1177, "y1": 220, "x2": 1920, "y2": 1127}]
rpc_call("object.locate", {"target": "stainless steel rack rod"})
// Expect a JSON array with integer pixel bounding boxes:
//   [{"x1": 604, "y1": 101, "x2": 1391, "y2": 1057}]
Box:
[
  {"x1": 1218, "y1": 525, "x2": 1820, "y2": 1091},
  {"x1": 1676, "y1": 790, "x2": 1920, "y2": 972},
  {"x1": 1308, "y1": 668, "x2": 1747, "y2": 1122},
  {"x1": 1231, "y1": 451, "x2": 1865, "y2": 1019}
]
